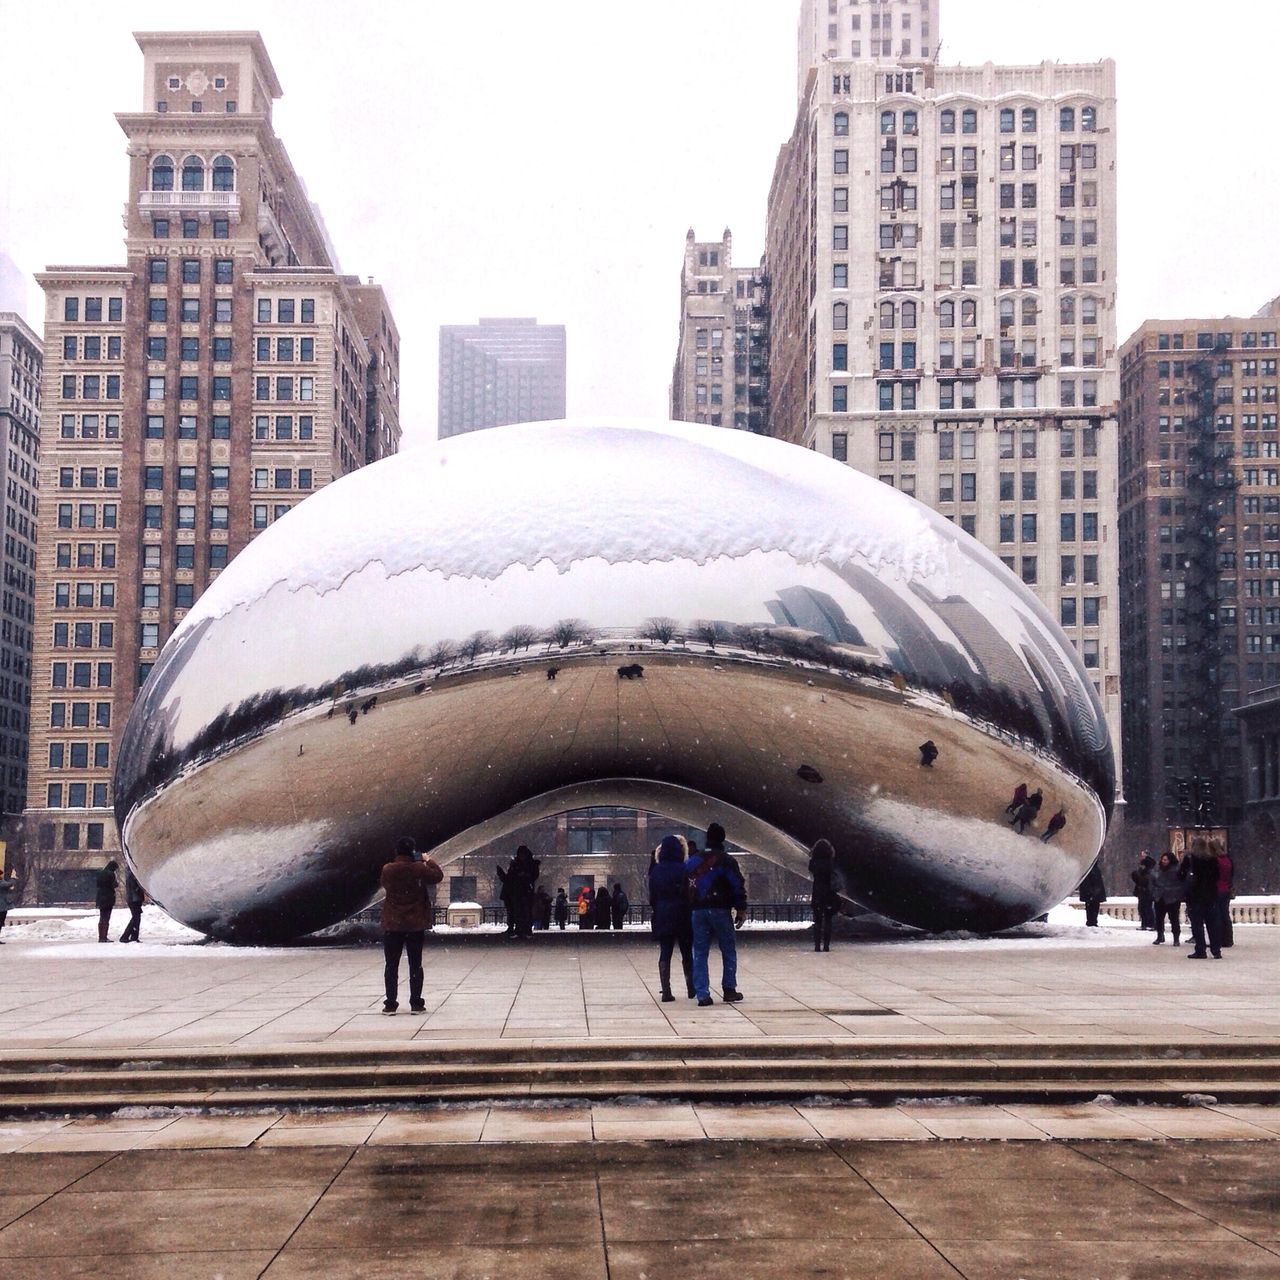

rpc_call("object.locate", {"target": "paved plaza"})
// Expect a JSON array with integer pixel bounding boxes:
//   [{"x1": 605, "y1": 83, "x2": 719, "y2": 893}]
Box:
[{"x1": 1, "y1": 917, "x2": 1277, "y2": 1049}]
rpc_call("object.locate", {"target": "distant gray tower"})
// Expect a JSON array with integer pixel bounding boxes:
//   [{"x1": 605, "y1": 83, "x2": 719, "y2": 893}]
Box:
[{"x1": 437, "y1": 318, "x2": 567, "y2": 438}]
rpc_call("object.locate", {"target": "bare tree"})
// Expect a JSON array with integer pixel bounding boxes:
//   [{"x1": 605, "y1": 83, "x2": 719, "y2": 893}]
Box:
[
  {"x1": 458, "y1": 630, "x2": 495, "y2": 663},
  {"x1": 643, "y1": 616, "x2": 677, "y2": 645},
  {"x1": 500, "y1": 624, "x2": 539, "y2": 654},
  {"x1": 425, "y1": 639, "x2": 457, "y2": 670},
  {"x1": 732, "y1": 624, "x2": 767, "y2": 654},
  {"x1": 548, "y1": 618, "x2": 590, "y2": 649},
  {"x1": 693, "y1": 620, "x2": 720, "y2": 650}
]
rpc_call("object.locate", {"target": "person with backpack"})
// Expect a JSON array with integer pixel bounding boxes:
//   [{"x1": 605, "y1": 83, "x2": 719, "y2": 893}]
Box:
[{"x1": 688, "y1": 822, "x2": 747, "y2": 1007}]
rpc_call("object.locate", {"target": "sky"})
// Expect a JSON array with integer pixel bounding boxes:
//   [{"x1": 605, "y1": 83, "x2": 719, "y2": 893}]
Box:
[{"x1": 1, "y1": 0, "x2": 1278, "y2": 450}]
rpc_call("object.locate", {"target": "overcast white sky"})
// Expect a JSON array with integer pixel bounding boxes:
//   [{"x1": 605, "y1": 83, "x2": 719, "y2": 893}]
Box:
[{"x1": 1, "y1": 0, "x2": 1278, "y2": 449}]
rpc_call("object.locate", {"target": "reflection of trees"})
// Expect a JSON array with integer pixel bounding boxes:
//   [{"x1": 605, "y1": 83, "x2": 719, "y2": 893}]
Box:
[
  {"x1": 500, "y1": 625, "x2": 539, "y2": 654},
  {"x1": 425, "y1": 639, "x2": 456, "y2": 669},
  {"x1": 693, "y1": 620, "x2": 720, "y2": 650},
  {"x1": 643, "y1": 616, "x2": 677, "y2": 645},
  {"x1": 458, "y1": 630, "x2": 495, "y2": 663},
  {"x1": 547, "y1": 618, "x2": 596, "y2": 649}
]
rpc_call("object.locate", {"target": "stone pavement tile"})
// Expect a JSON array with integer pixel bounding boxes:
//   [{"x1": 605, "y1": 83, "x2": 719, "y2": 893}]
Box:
[
  {"x1": 0, "y1": 1123, "x2": 72, "y2": 1154},
  {"x1": 693, "y1": 1104, "x2": 821, "y2": 1140},
  {"x1": 480, "y1": 1107, "x2": 593, "y2": 1143},
  {"x1": 270, "y1": 1109, "x2": 387, "y2": 1129},
  {"x1": 62, "y1": 1115, "x2": 179, "y2": 1133},
  {"x1": 1212, "y1": 1106, "x2": 1280, "y2": 1135},
  {"x1": 263, "y1": 1243, "x2": 608, "y2": 1279},
  {"x1": 796, "y1": 1106, "x2": 933, "y2": 1140},
  {"x1": 599, "y1": 1173, "x2": 916, "y2": 1243},
  {"x1": 896, "y1": 1105, "x2": 1048, "y2": 1141},
  {"x1": 16, "y1": 1130, "x2": 153, "y2": 1154},
  {"x1": 1147, "y1": 1183, "x2": 1280, "y2": 1241},
  {"x1": 870, "y1": 1176, "x2": 1237, "y2": 1243},
  {"x1": 337, "y1": 1142, "x2": 600, "y2": 1185},
  {"x1": 137, "y1": 1115, "x2": 280, "y2": 1149},
  {"x1": 593, "y1": 1138, "x2": 849, "y2": 1181},
  {"x1": 257, "y1": 1125, "x2": 376, "y2": 1148},
  {"x1": 289, "y1": 1177, "x2": 599, "y2": 1250},
  {"x1": 0, "y1": 1196, "x2": 45, "y2": 1231},
  {"x1": 833, "y1": 1139, "x2": 1102, "y2": 1181},
  {"x1": 1101, "y1": 1107, "x2": 1279, "y2": 1140},
  {"x1": 1076, "y1": 1140, "x2": 1280, "y2": 1189},
  {"x1": 0, "y1": 1187, "x2": 322, "y2": 1257},
  {"x1": 0, "y1": 1251, "x2": 277, "y2": 1279},
  {"x1": 0, "y1": 1152, "x2": 112, "y2": 1193},
  {"x1": 367, "y1": 1109, "x2": 488, "y2": 1145},
  {"x1": 1000, "y1": 1103, "x2": 1167, "y2": 1140},
  {"x1": 608, "y1": 1238, "x2": 957, "y2": 1280},
  {"x1": 933, "y1": 1239, "x2": 1280, "y2": 1279},
  {"x1": 592, "y1": 1103, "x2": 705, "y2": 1142},
  {"x1": 73, "y1": 1146, "x2": 351, "y2": 1192}
]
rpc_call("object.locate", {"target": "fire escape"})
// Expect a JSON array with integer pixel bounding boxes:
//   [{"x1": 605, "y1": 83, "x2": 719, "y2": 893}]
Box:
[{"x1": 1176, "y1": 337, "x2": 1235, "y2": 824}]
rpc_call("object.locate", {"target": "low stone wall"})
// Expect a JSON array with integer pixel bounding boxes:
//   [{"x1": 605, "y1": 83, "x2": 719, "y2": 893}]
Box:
[{"x1": 1072, "y1": 898, "x2": 1280, "y2": 925}]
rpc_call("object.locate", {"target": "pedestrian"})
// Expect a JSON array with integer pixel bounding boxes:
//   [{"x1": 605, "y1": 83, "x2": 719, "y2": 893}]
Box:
[
  {"x1": 610, "y1": 883, "x2": 629, "y2": 930},
  {"x1": 648, "y1": 835, "x2": 695, "y2": 1001},
  {"x1": 1039, "y1": 810, "x2": 1067, "y2": 843},
  {"x1": 1212, "y1": 838, "x2": 1234, "y2": 950},
  {"x1": 95, "y1": 860, "x2": 118, "y2": 943},
  {"x1": 918, "y1": 740, "x2": 938, "y2": 767},
  {"x1": 118, "y1": 867, "x2": 146, "y2": 943},
  {"x1": 496, "y1": 861, "x2": 515, "y2": 935},
  {"x1": 576, "y1": 886, "x2": 592, "y2": 928},
  {"x1": 1027, "y1": 788, "x2": 1044, "y2": 816},
  {"x1": 535, "y1": 885, "x2": 553, "y2": 931},
  {"x1": 1077, "y1": 859, "x2": 1106, "y2": 927},
  {"x1": 1179, "y1": 838, "x2": 1223, "y2": 959},
  {"x1": 502, "y1": 845, "x2": 540, "y2": 939},
  {"x1": 1150, "y1": 851, "x2": 1183, "y2": 946},
  {"x1": 1131, "y1": 853, "x2": 1156, "y2": 930},
  {"x1": 593, "y1": 884, "x2": 612, "y2": 930},
  {"x1": 1005, "y1": 782, "x2": 1028, "y2": 815},
  {"x1": 808, "y1": 838, "x2": 838, "y2": 952},
  {"x1": 689, "y1": 822, "x2": 747, "y2": 1006},
  {"x1": 554, "y1": 888, "x2": 569, "y2": 930},
  {"x1": 0, "y1": 867, "x2": 15, "y2": 944},
  {"x1": 1010, "y1": 801, "x2": 1037, "y2": 834},
  {"x1": 379, "y1": 836, "x2": 443, "y2": 1014}
]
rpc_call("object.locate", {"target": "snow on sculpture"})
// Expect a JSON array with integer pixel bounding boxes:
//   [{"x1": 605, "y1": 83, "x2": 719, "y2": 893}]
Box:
[{"x1": 115, "y1": 420, "x2": 1114, "y2": 942}]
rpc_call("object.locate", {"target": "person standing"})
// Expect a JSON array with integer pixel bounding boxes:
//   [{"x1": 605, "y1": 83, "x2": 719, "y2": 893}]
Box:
[
  {"x1": 553, "y1": 888, "x2": 569, "y2": 930},
  {"x1": 1149, "y1": 852, "x2": 1183, "y2": 945},
  {"x1": 576, "y1": 886, "x2": 592, "y2": 928},
  {"x1": 610, "y1": 883, "x2": 629, "y2": 930},
  {"x1": 95, "y1": 860, "x2": 118, "y2": 943},
  {"x1": 808, "y1": 839, "x2": 838, "y2": 953},
  {"x1": 1130, "y1": 853, "x2": 1156, "y2": 930},
  {"x1": 502, "y1": 845, "x2": 540, "y2": 939},
  {"x1": 689, "y1": 822, "x2": 747, "y2": 1006},
  {"x1": 649, "y1": 835, "x2": 695, "y2": 1001},
  {"x1": 379, "y1": 836, "x2": 443, "y2": 1014},
  {"x1": 593, "y1": 884, "x2": 612, "y2": 930},
  {"x1": 1211, "y1": 838, "x2": 1234, "y2": 951},
  {"x1": 1077, "y1": 860, "x2": 1106, "y2": 927},
  {"x1": 1039, "y1": 810, "x2": 1067, "y2": 843},
  {"x1": 0, "y1": 868, "x2": 15, "y2": 943},
  {"x1": 118, "y1": 867, "x2": 146, "y2": 943},
  {"x1": 1180, "y1": 838, "x2": 1223, "y2": 960},
  {"x1": 534, "y1": 885, "x2": 553, "y2": 931}
]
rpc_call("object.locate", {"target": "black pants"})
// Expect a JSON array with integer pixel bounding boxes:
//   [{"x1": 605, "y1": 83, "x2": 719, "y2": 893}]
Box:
[
  {"x1": 383, "y1": 930, "x2": 425, "y2": 1008},
  {"x1": 813, "y1": 904, "x2": 835, "y2": 950},
  {"x1": 1154, "y1": 900, "x2": 1180, "y2": 942},
  {"x1": 658, "y1": 930, "x2": 694, "y2": 994},
  {"x1": 1083, "y1": 899, "x2": 1101, "y2": 927},
  {"x1": 1188, "y1": 901, "x2": 1224, "y2": 956},
  {"x1": 1137, "y1": 895, "x2": 1155, "y2": 929},
  {"x1": 120, "y1": 903, "x2": 143, "y2": 942},
  {"x1": 97, "y1": 907, "x2": 112, "y2": 942}
]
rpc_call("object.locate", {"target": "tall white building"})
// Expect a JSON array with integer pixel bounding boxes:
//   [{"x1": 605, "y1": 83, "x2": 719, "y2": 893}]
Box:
[
  {"x1": 768, "y1": 9, "x2": 1122, "y2": 773},
  {"x1": 797, "y1": 0, "x2": 941, "y2": 100}
]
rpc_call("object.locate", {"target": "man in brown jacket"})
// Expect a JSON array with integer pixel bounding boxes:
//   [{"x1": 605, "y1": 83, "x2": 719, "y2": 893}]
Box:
[{"x1": 379, "y1": 837, "x2": 443, "y2": 1014}]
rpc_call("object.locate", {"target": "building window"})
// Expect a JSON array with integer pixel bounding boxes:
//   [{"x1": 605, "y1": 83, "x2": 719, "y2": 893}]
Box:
[
  {"x1": 180, "y1": 154, "x2": 204, "y2": 191},
  {"x1": 150, "y1": 155, "x2": 174, "y2": 190},
  {"x1": 211, "y1": 154, "x2": 235, "y2": 191},
  {"x1": 832, "y1": 433, "x2": 848, "y2": 462}
]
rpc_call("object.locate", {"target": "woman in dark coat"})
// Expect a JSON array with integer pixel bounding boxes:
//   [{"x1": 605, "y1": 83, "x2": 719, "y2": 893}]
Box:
[
  {"x1": 1078, "y1": 860, "x2": 1106, "y2": 927},
  {"x1": 610, "y1": 884, "x2": 629, "y2": 930},
  {"x1": 1149, "y1": 852, "x2": 1183, "y2": 945},
  {"x1": 593, "y1": 885, "x2": 612, "y2": 930},
  {"x1": 809, "y1": 838, "x2": 838, "y2": 952},
  {"x1": 501, "y1": 845, "x2": 540, "y2": 939},
  {"x1": 648, "y1": 835, "x2": 695, "y2": 1000},
  {"x1": 95, "y1": 860, "x2": 118, "y2": 943}
]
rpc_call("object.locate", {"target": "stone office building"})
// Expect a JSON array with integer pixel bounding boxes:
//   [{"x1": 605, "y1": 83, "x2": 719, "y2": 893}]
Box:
[{"x1": 24, "y1": 31, "x2": 399, "y2": 900}]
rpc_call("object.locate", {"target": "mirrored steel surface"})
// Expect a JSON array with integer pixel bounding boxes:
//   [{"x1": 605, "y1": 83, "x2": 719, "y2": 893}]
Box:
[{"x1": 116, "y1": 420, "x2": 1114, "y2": 942}]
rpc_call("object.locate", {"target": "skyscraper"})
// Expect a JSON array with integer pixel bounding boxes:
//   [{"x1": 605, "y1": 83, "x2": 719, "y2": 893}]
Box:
[
  {"x1": 437, "y1": 318, "x2": 566, "y2": 439},
  {"x1": 765, "y1": 2, "x2": 1122, "y2": 776},
  {"x1": 796, "y1": 0, "x2": 941, "y2": 99},
  {"x1": 24, "y1": 31, "x2": 399, "y2": 899},
  {"x1": 669, "y1": 229, "x2": 769, "y2": 434}
]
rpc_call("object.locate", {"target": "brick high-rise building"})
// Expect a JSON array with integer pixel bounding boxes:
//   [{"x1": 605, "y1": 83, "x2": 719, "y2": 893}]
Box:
[
  {"x1": 0, "y1": 313, "x2": 41, "y2": 823},
  {"x1": 1118, "y1": 310, "x2": 1280, "y2": 854},
  {"x1": 437, "y1": 318, "x2": 566, "y2": 439},
  {"x1": 24, "y1": 32, "x2": 399, "y2": 899},
  {"x1": 669, "y1": 229, "x2": 769, "y2": 434},
  {"x1": 765, "y1": 10, "x2": 1122, "y2": 781}
]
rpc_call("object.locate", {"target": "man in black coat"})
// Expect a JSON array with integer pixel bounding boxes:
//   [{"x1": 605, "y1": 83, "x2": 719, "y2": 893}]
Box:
[
  {"x1": 119, "y1": 868, "x2": 146, "y2": 943},
  {"x1": 1078, "y1": 860, "x2": 1106, "y2": 927},
  {"x1": 95, "y1": 861, "x2": 118, "y2": 943},
  {"x1": 1180, "y1": 839, "x2": 1223, "y2": 959}
]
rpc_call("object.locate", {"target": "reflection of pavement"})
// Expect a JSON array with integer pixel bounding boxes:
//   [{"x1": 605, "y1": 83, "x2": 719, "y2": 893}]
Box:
[{"x1": 2, "y1": 927, "x2": 1278, "y2": 1050}]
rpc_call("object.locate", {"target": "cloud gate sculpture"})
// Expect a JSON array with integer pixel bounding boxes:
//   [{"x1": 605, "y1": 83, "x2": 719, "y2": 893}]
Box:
[{"x1": 115, "y1": 420, "x2": 1114, "y2": 943}]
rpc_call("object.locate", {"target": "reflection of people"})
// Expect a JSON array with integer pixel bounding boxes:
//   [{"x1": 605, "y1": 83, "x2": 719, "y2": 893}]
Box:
[
  {"x1": 1010, "y1": 802, "x2": 1037, "y2": 834},
  {"x1": 1039, "y1": 810, "x2": 1067, "y2": 843},
  {"x1": 1078, "y1": 860, "x2": 1106, "y2": 927},
  {"x1": 553, "y1": 888, "x2": 569, "y2": 930},
  {"x1": 808, "y1": 839, "x2": 838, "y2": 952},
  {"x1": 610, "y1": 884, "x2": 629, "y2": 930},
  {"x1": 593, "y1": 885, "x2": 612, "y2": 930},
  {"x1": 118, "y1": 868, "x2": 146, "y2": 943},
  {"x1": 380, "y1": 836, "x2": 443, "y2": 1014},
  {"x1": 576, "y1": 886, "x2": 592, "y2": 928},
  {"x1": 918, "y1": 740, "x2": 939, "y2": 767},
  {"x1": 95, "y1": 861, "x2": 118, "y2": 943},
  {"x1": 1150, "y1": 852, "x2": 1183, "y2": 945},
  {"x1": 1005, "y1": 783, "x2": 1028, "y2": 815},
  {"x1": 689, "y1": 823, "x2": 747, "y2": 1006},
  {"x1": 649, "y1": 835, "x2": 694, "y2": 1001}
]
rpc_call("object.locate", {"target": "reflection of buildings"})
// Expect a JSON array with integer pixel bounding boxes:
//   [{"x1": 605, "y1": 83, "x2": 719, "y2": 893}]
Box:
[
  {"x1": 437, "y1": 318, "x2": 566, "y2": 439},
  {"x1": 765, "y1": 586, "x2": 864, "y2": 645},
  {"x1": 670, "y1": 229, "x2": 769, "y2": 433},
  {"x1": 24, "y1": 32, "x2": 399, "y2": 901}
]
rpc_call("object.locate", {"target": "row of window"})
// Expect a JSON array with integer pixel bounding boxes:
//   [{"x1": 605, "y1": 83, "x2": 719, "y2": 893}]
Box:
[
  {"x1": 62, "y1": 298, "x2": 123, "y2": 323},
  {"x1": 846, "y1": 376, "x2": 1101, "y2": 413},
  {"x1": 835, "y1": 426, "x2": 1100, "y2": 462},
  {"x1": 254, "y1": 414, "x2": 315, "y2": 441},
  {"x1": 142, "y1": 505, "x2": 231, "y2": 530},
  {"x1": 56, "y1": 503, "x2": 116, "y2": 529},
  {"x1": 998, "y1": 513, "x2": 1101, "y2": 543},
  {"x1": 1154, "y1": 413, "x2": 1279, "y2": 432},
  {"x1": 52, "y1": 622, "x2": 113, "y2": 649},
  {"x1": 58, "y1": 466, "x2": 118, "y2": 490},
  {"x1": 141, "y1": 585, "x2": 195, "y2": 610},
  {"x1": 148, "y1": 336, "x2": 235, "y2": 361},
  {"x1": 50, "y1": 661, "x2": 112, "y2": 689},
  {"x1": 148, "y1": 154, "x2": 236, "y2": 192},
  {"x1": 60, "y1": 375, "x2": 121, "y2": 401},
  {"x1": 41, "y1": 795, "x2": 108, "y2": 821},
  {"x1": 54, "y1": 543, "x2": 115, "y2": 569},
  {"x1": 1153, "y1": 332, "x2": 1278, "y2": 352},
  {"x1": 253, "y1": 468, "x2": 313, "y2": 491},
  {"x1": 152, "y1": 216, "x2": 231, "y2": 240},
  {"x1": 872, "y1": 105, "x2": 1097, "y2": 137},
  {"x1": 147, "y1": 257, "x2": 235, "y2": 285},
  {"x1": 53, "y1": 583, "x2": 115, "y2": 609},
  {"x1": 145, "y1": 374, "x2": 237, "y2": 401},
  {"x1": 254, "y1": 376, "x2": 316, "y2": 402},
  {"x1": 62, "y1": 336, "x2": 122, "y2": 361},
  {"x1": 48, "y1": 742, "x2": 110, "y2": 769},
  {"x1": 256, "y1": 298, "x2": 317, "y2": 324},
  {"x1": 1156, "y1": 359, "x2": 1278, "y2": 379}
]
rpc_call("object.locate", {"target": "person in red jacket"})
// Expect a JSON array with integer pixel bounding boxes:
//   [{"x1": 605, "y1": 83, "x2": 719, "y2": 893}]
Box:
[{"x1": 379, "y1": 837, "x2": 443, "y2": 1014}]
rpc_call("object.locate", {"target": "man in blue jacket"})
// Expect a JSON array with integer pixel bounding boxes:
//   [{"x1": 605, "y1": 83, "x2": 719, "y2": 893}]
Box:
[{"x1": 689, "y1": 823, "x2": 747, "y2": 1007}]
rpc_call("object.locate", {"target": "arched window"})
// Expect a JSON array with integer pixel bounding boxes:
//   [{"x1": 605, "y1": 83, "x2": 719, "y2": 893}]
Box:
[
  {"x1": 1081, "y1": 295, "x2": 1099, "y2": 326},
  {"x1": 902, "y1": 109, "x2": 918, "y2": 136},
  {"x1": 961, "y1": 108, "x2": 977, "y2": 134},
  {"x1": 999, "y1": 297, "x2": 1015, "y2": 328},
  {"x1": 961, "y1": 299, "x2": 977, "y2": 327},
  {"x1": 150, "y1": 155, "x2": 174, "y2": 191},
  {"x1": 1022, "y1": 107, "x2": 1038, "y2": 133},
  {"x1": 940, "y1": 109, "x2": 955, "y2": 135},
  {"x1": 211, "y1": 154, "x2": 235, "y2": 192},
  {"x1": 1081, "y1": 105, "x2": 1097, "y2": 132},
  {"x1": 834, "y1": 111, "x2": 849, "y2": 137},
  {"x1": 1022, "y1": 296, "x2": 1038, "y2": 326},
  {"x1": 939, "y1": 300, "x2": 955, "y2": 329},
  {"x1": 999, "y1": 108, "x2": 1015, "y2": 134},
  {"x1": 1059, "y1": 106, "x2": 1076, "y2": 132},
  {"x1": 833, "y1": 302, "x2": 848, "y2": 331},
  {"x1": 880, "y1": 110, "x2": 896, "y2": 135},
  {"x1": 1060, "y1": 295, "x2": 1076, "y2": 326},
  {"x1": 901, "y1": 300, "x2": 917, "y2": 329},
  {"x1": 181, "y1": 155, "x2": 205, "y2": 192},
  {"x1": 880, "y1": 300, "x2": 896, "y2": 330}
]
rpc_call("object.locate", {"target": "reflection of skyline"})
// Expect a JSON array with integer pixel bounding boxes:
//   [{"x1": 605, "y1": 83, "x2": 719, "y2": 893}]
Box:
[{"x1": 765, "y1": 586, "x2": 865, "y2": 645}]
